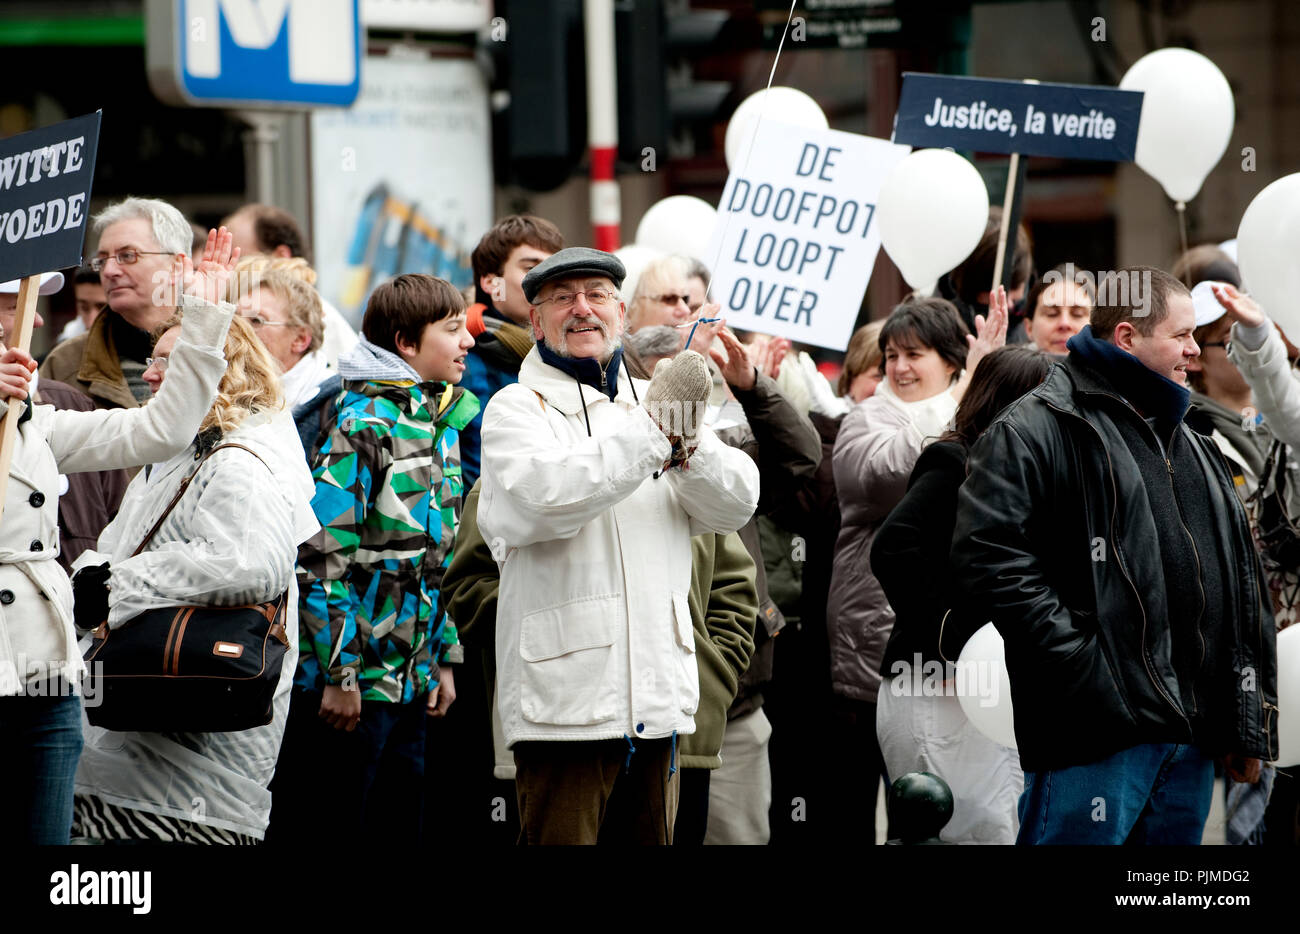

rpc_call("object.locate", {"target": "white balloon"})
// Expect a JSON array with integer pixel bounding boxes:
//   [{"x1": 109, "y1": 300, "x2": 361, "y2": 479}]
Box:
[
  {"x1": 1237, "y1": 173, "x2": 1300, "y2": 335},
  {"x1": 724, "y1": 86, "x2": 828, "y2": 171},
  {"x1": 955, "y1": 623, "x2": 1017, "y2": 750},
  {"x1": 1274, "y1": 625, "x2": 1300, "y2": 767},
  {"x1": 634, "y1": 196, "x2": 718, "y2": 267},
  {"x1": 1120, "y1": 48, "x2": 1234, "y2": 203},
  {"x1": 612, "y1": 243, "x2": 664, "y2": 304},
  {"x1": 876, "y1": 148, "x2": 989, "y2": 292}
]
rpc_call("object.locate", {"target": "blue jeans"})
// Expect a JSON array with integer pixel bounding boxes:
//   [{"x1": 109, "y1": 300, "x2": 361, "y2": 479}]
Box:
[
  {"x1": 1018, "y1": 742, "x2": 1214, "y2": 845},
  {"x1": 0, "y1": 682, "x2": 84, "y2": 845}
]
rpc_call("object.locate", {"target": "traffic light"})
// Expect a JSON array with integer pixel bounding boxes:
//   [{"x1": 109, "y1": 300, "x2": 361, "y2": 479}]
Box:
[
  {"x1": 491, "y1": 0, "x2": 588, "y2": 192},
  {"x1": 615, "y1": 2, "x2": 757, "y2": 163}
]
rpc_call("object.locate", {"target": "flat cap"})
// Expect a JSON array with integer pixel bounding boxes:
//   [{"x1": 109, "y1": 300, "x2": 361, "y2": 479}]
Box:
[{"x1": 522, "y1": 247, "x2": 625, "y2": 304}]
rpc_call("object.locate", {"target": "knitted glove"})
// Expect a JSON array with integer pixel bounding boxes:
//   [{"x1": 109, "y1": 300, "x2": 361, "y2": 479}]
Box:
[
  {"x1": 72, "y1": 562, "x2": 111, "y2": 633},
  {"x1": 644, "y1": 350, "x2": 711, "y2": 462}
]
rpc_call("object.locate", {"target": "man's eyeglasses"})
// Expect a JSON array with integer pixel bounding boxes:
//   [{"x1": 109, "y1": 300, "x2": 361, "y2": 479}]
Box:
[
  {"x1": 90, "y1": 250, "x2": 174, "y2": 272},
  {"x1": 535, "y1": 288, "x2": 618, "y2": 309},
  {"x1": 238, "y1": 313, "x2": 295, "y2": 329},
  {"x1": 144, "y1": 356, "x2": 170, "y2": 372},
  {"x1": 652, "y1": 293, "x2": 690, "y2": 308}
]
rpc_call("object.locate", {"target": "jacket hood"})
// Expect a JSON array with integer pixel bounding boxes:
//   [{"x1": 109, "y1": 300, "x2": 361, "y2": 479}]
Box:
[
  {"x1": 1065, "y1": 325, "x2": 1190, "y2": 428},
  {"x1": 338, "y1": 337, "x2": 423, "y2": 383}
]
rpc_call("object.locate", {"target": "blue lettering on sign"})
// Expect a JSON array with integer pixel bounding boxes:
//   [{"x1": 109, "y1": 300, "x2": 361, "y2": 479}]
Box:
[
  {"x1": 894, "y1": 73, "x2": 1143, "y2": 161},
  {"x1": 178, "y1": 0, "x2": 362, "y2": 108}
]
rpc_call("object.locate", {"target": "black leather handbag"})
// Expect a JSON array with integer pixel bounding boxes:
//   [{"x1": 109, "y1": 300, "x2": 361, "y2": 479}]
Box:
[{"x1": 82, "y1": 443, "x2": 291, "y2": 733}]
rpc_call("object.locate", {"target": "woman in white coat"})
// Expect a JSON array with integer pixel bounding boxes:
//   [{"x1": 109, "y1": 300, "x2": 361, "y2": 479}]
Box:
[
  {"x1": 0, "y1": 235, "x2": 239, "y2": 845},
  {"x1": 70, "y1": 309, "x2": 318, "y2": 845}
]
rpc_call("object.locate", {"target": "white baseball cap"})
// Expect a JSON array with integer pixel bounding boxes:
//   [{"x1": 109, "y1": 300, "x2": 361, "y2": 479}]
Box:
[
  {"x1": 0, "y1": 271, "x2": 65, "y2": 296},
  {"x1": 1192, "y1": 280, "x2": 1230, "y2": 328}
]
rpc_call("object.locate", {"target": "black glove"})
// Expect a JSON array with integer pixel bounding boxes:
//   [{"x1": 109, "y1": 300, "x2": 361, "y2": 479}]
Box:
[{"x1": 72, "y1": 562, "x2": 111, "y2": 633}]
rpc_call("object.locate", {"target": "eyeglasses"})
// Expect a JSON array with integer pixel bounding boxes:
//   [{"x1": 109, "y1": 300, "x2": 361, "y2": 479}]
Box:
[
  {"x1": 238, "y1": 313, "x2": 295, "y2": 329},
  {"x1": 652, "y1": 293, "x2": 691, "y2": 307},
  {"x1": 535, "y1": 288, "x2": 618, "y2": 309},
  {"x1": 144, "y1": 356, "x2": 170, "y2": 372},
  {"x1": 89, "y1": 250, "x2": 174, "y2": 272},
  {"x1": 1201, "y1": 341, "x2": 1228, "y2": 350}
]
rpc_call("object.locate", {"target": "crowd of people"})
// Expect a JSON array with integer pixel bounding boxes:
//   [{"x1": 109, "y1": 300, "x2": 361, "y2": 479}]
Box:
[{"x1": 0, "y1": 193, "x2": 1292, "y2": 847}]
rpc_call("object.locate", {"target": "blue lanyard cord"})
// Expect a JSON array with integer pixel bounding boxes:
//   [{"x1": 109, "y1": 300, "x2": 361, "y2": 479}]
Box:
[{"x1": 684, "y1": 317, "x2": 721, "y2": 353}]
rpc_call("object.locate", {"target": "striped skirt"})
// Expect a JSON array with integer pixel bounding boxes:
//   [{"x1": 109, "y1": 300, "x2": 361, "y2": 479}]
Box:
[{"x1": 72, "y1": 794, "x2": 258, "y2": 845}]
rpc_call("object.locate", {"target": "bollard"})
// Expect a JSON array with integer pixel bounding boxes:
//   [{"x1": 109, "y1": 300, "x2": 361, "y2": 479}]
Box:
[{"x1": 885, "y1": 771, "x2": 954, "y2": 845}]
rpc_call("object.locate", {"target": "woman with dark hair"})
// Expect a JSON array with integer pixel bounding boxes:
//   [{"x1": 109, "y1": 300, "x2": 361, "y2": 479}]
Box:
[
  {"x1": 870, "y1": 344, "x2": 1051, "y2": 843},
  {"x1": 826, "y1": 291, "x2": 1006, "y2": 841}
]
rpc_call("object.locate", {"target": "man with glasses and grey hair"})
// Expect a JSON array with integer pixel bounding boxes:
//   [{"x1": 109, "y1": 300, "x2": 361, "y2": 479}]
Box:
[
  {"x1": 41, "y1": 197, "x2": 218, "y2": 410},
  {"x1": 477, "y1": 247, "x2": 760, "y2": 844}
]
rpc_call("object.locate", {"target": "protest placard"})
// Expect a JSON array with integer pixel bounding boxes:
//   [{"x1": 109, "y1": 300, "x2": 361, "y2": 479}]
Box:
[
  {"x1": 0, "y1": 111, "x2": 102, "y2": 520},
  {"x1": 704, "y1": 120, "x2": 910, "y2": 352},
  {"x1": 894, "y1": 74, "x2": 1142, "y2": 295},
  {"x1": 0, "y1": 111, "x2": 102, "y2": 283},
  {"x1": 894, "y1": 73, "x2": 1142, "y2": 161}
]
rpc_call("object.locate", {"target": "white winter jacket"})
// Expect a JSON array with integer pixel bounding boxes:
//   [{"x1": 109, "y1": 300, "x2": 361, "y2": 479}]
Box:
[
  {"x1": 479, "y1": 348, "x2": 760, "y2": 747},
  {"x1": 0, "y1": 295, "x2": 232, "y2": 695},
  {"x1": 1228, "y1": 319, "x2": 1300, "y2": 449},
  {"x1": 73, "y1": 407, "x2": 319, "y2": 840}
]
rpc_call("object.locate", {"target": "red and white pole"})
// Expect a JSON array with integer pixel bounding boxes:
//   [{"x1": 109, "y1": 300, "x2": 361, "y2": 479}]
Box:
[{"x1": 584, "y1": 0, "x2": 619, "y2": 252}]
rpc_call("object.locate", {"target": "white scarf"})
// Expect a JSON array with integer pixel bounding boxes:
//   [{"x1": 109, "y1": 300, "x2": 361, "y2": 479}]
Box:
[
  {"x1": 875, "y1": 375, "x2": 960, "y2": 443},
  {"x1": 281, "y1": 349, "x2": 334, "y2": 411}
]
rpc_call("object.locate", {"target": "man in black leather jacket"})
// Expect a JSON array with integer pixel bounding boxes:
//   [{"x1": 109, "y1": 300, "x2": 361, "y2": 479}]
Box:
[{"x1": 952, "y1": 266, "x2": 1277, "y2": 845}]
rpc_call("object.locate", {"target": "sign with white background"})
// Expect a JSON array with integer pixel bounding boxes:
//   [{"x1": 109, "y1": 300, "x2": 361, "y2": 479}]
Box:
[{"x1": 704, "y1": 121, "x2": 910, "y2": 351}]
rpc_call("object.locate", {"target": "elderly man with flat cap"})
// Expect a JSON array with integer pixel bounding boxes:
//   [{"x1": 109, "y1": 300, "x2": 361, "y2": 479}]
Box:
[{"x1": 477, "y1": 247, "x2": 760, "y2": 845}]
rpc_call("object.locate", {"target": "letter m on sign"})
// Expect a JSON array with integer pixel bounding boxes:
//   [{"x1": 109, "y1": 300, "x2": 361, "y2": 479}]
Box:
[{"x1": 159, "y1": 0, "x2": 362, "y2": 108}]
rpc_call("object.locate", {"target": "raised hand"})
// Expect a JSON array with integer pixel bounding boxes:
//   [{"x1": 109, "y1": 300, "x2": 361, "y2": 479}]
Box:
[
  {"x1": 966, "y1": 283, "x2": 1009, "y2": 376},
  {"x1": 1212, "y1": 282, "x2": 1267, "y2": 329},
  {"x1": 182, "y1": 226, "x2": 241, "y2": 306}
]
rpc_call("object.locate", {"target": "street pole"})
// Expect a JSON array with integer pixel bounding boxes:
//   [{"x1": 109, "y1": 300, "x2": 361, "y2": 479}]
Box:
[{"x1": 584, "y1": 0, "x2": 619, "y2": 251}]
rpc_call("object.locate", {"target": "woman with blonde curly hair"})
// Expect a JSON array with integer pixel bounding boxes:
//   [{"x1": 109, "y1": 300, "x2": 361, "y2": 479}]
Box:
[{"x1": 70, "y1": 308, "x2": 319, "y2": 845}]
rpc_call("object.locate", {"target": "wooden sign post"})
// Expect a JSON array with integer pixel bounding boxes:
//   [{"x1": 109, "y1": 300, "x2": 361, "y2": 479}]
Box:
[{"x1": 0, "y1": 275, "x2": 40, "y2": 521}]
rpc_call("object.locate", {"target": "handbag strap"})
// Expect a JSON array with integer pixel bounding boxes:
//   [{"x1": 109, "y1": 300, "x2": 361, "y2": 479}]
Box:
[{"x1": 131, "y1": 442, "x2": 272, "y2": 557}]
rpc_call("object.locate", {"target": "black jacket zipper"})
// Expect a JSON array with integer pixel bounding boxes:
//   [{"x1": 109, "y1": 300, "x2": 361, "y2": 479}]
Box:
[{"x1": 1043, "y1": 399, "x2": 1192, "y2": 727}]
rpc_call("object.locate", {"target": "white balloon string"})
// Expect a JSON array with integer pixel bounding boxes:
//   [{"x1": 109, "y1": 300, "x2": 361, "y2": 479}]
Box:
[
  {"x1": 703, "y1": 0, "x2": 801, "y2": 312},
  {"x1": 1174, "y1": 200, "x2": 1189, "y2": 258}
]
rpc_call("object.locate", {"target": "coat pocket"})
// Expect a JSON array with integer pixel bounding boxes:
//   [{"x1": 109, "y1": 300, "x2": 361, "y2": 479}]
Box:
[
  {"x1": 519, "y1": 594, "x2": 620, "y2": 726},
  {"x1": 671, "y1": 592, "x2": 699, "y2": 716}
]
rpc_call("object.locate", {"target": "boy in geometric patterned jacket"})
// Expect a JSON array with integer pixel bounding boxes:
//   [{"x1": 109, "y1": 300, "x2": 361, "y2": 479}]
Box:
[{"x1": 267, "y1": 274, "x2": 478, "y2": 846}]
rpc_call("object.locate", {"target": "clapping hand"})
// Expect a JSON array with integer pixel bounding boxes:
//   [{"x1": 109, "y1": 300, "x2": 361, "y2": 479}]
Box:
[
  {"x1": 748, "y1": 332, "x2": 790, "y2": 382},
  {"x1": 177, "y1": 226, "x2": 241, "y2": 307},
  {"x1": 681, "y1": 302, "x2": 724, "y2": 357}
]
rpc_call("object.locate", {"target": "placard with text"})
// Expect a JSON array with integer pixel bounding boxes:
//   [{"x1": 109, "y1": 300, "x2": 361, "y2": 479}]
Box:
[
  {"x1": 894, "y1": 73, "x2": 1142, "y2": 161},
  {"x1": 0, "y1": 111, "x2": 101, "y2": 283},
  {"x1": 704, "y1": 121, "x2": 910, "y2": 352}
]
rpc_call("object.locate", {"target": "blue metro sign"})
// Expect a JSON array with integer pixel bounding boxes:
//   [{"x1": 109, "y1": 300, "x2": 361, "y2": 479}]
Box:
[{"x1": 147, "y1": 0, "x2": 363, "y2": 109}]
